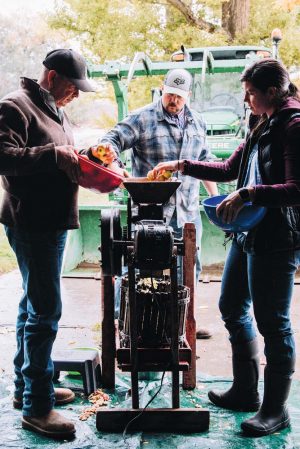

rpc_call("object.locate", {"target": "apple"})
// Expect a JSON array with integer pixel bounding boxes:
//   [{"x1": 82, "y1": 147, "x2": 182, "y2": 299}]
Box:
[
  {"x1": 147, "y1": 170, "x2": 156, "y2": 181},
  {"x1": 161, "y1": 170, "x2": 172, "y2": 180},
  {"x1": 95, "y1": 145, "x2": 110, "y2": 163}
]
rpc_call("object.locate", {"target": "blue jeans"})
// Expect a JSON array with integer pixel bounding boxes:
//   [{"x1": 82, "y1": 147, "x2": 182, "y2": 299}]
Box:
[
  {"x1": 114, "y1": 212, "x2": 203, "y2": 316},
  {"x1": 5, "y1": 226, "x2": 67, "y2": 417},
  {"x1": 219, "y1": 234, "x2": 300, "y2": 375}
]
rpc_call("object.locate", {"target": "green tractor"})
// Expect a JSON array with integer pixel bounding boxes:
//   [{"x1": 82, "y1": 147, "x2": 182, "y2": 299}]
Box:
[
  {"x1": 62, "y1": 37, "x2": 279, "y2": 277},
  {"x1": 171, "y1": 45, "x2": 272, "y2": 155}
]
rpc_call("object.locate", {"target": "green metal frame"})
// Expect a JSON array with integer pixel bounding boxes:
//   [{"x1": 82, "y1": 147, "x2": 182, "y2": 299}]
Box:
[{"x1": 89, "y1": 45, "x2": 271, "y2": 122}]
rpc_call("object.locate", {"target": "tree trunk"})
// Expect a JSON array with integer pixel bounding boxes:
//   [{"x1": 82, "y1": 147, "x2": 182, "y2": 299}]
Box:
[{"x1": 222, "y1": 0, "x2": 250, "y2": 40}]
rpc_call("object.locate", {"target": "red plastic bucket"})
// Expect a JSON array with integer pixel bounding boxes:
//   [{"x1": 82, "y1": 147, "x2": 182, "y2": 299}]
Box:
[{"x1": 78, "y1": 154, "x2": 123, "y2": 193}]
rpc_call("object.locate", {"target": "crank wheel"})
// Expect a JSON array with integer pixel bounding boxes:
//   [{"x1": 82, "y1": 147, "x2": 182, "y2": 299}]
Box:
[{"x1": 100, "y1": 209, "x2": 122, "y2": 276}]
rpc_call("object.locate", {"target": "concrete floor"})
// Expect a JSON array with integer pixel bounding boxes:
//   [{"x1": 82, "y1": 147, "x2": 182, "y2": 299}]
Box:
[{"x1": 0, "y1": 270, "x2": 300, "y2": 380}]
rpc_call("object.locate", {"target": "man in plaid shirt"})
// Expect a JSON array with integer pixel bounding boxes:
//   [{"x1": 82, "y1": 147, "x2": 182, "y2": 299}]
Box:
[{"x1": 96, "y1": 69, "x2": 218, "y2": 338}]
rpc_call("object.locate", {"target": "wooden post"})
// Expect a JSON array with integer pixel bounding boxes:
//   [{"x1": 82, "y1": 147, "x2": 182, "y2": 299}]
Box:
[
  {"x1": 101, "y1": 274, "x2": 116, "y2": 389},
  {"x1": 171, "y1": 255, "x2": 180, "y2": 408},
  {"x1": 182, "y1": 222, "x2": 196, "y2": 389}
]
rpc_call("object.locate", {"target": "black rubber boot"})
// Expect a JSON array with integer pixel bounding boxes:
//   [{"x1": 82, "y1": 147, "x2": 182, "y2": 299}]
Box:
[
  {"x1": 208, "y1": 339, "x2": 260, "y2": 412},
  {"x1": 241, "y1": 364, "x2": 294, "y2": 437}
]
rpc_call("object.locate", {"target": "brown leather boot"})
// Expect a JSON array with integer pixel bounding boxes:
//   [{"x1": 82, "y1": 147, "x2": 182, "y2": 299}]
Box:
[
  {"x1": 13, "y1": 387, "x2": 75, "y2": 410},
  {"x1": 22, "y1": 410, "x2": 76, "y2": 440}
]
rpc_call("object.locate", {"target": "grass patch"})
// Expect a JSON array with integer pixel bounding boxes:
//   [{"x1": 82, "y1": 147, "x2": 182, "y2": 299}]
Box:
[
  {"x1": 0, "y1": 184, "x2": 109, "y2": 274},
  {"x1": 0, "y1": 187, "x2": 17, "y2": 274},
  {"x1": 0, "y1": 224, "x2": 17, "y2": 274}
]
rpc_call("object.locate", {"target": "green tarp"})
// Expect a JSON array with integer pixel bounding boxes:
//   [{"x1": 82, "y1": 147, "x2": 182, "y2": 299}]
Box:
[{"x1": 0, "y1": 373, "x2": 299, "y2": 448}]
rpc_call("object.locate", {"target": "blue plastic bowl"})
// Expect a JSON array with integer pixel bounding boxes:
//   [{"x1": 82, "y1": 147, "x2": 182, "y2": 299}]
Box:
[{"x1": 202, "y1": 194, "x2": 267, "y2": 232}]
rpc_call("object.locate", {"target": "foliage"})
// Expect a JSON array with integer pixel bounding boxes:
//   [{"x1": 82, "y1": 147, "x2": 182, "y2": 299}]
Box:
[
  {"x1": 0, "y1": 12, "x2": 70, "y2": 99},
  {"x1": 48, "y1": 0, "x2": 300, "y2": 69},
  {"x1": 237, "y1": 0, "x2": 300, "y2": 67},
  {"x1": 48, "y1": 0, "x2": 230, "y2": 61},
  {"x1": 49, "y1": 0, "x2": 166, "y2": 61},
  {"x1": 0, "y1": 12, "x2": 118, "y2": 128},
  {"x1": 64, "y1": 87, "x2": 118, "y2": 128},
  {"x1": 1, "y1": 1, "x2": 299, "y2": 127}
]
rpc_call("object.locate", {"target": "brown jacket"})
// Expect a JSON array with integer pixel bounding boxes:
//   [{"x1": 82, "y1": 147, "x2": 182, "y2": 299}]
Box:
[{"x1": 0, "y1": 77, "x2": 79, "y2": 230}]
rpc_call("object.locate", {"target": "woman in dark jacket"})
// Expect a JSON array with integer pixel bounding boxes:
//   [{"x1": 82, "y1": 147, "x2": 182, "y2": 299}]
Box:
[{"x1": 153, "y1": 58, "x2": 300, "y2": 437}]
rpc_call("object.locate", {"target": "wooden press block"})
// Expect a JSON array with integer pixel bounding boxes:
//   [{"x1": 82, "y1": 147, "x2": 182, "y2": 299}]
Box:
[{"x1": 96, "y1": 408, "x2": 209, "y2": 432}]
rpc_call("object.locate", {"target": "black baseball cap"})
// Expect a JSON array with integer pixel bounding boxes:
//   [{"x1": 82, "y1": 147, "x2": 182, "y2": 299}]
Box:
[{"x1": 43, "y1": 48, "x2": 95, "y2": 92}]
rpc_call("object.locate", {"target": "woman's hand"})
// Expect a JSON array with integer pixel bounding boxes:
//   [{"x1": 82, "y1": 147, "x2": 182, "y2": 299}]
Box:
[
  {"x1": 216, "y1": 190, "x2": 245, "y2": 223},
  {"x1": 152, "y1": 160, "x2": 181, "y2": 178}
]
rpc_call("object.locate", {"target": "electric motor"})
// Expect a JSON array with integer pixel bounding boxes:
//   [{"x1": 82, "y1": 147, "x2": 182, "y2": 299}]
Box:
[{"x1": 134, "y1": 220, "x2": 173, "y2": 269}]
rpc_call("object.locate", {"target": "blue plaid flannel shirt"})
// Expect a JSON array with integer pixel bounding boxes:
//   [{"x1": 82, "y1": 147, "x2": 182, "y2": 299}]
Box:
[{"x1": 100, "y1": 99, "x2": 214, "y2": 227}]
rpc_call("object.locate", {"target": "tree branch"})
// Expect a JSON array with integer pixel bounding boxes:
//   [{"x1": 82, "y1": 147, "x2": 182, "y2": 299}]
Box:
[
  {"x1": 138, "y1": 0, "x2": 218, "y2": 32},
  {"x1": 166, "y1": 0, "x2": 217, "y2": 32}
]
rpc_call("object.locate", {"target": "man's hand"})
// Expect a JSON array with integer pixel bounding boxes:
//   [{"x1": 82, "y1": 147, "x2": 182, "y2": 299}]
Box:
[
  {"x1": 202, "y1": 180, "x2": 219, "y2": 197},
  {"x1": 107, "y1": 161, "x2": 130, "y2": 188},
  {"x1": 216, "y1": 190, "x2": 245, "y2": 223},
  {"x1": 55, "y1": 145, "x2": 80, "y2": 183},
  {"x1": 90, "y1": 143, "x2": 116, "y2": 165},
  {"x1": 107, "y1": 161, "x2": 129, "y2": 178}
]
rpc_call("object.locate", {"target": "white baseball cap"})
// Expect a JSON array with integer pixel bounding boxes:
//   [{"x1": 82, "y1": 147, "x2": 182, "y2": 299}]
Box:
[{"x1": 163, "y1": 69, "x2": 192, "y2": 99}]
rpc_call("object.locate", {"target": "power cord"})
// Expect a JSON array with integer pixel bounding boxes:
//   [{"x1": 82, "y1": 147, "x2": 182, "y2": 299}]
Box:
[{"x1": 122, "y1": 371, "x2": 166, "y2": 448}]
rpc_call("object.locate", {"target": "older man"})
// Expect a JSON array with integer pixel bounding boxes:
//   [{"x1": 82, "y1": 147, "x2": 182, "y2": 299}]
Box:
[
  {"x1": 0, "y1": 49, "x2": 96, "y2": 439},
  {"x1": 93, "y1": 68, "x2": 218, "y2": 339}
]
